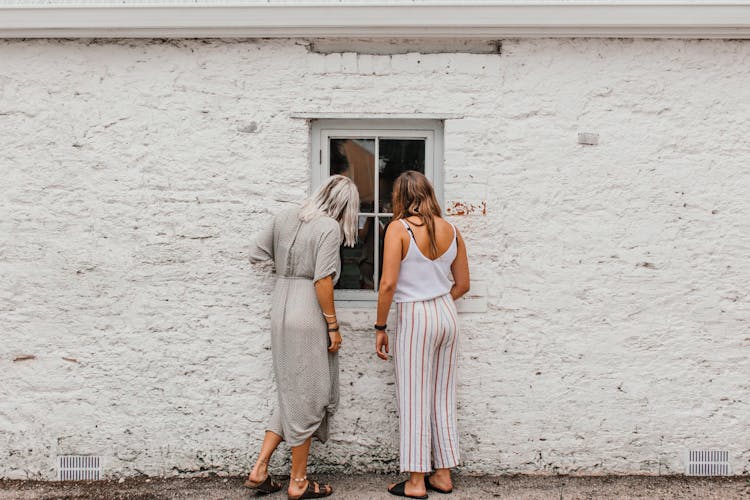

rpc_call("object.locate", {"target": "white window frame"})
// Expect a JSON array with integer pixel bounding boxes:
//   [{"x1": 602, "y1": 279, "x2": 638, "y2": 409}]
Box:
[{"x1": 310, "y1": 119, "x2": 444, "y2": 303}]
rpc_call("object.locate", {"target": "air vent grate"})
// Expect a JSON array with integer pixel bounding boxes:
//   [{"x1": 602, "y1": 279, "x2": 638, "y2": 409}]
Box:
[
  {"x1": 686, "y1": 450, "x2": 730, "y2": 476},
  {"x1": 56, "y1": 455, "x2": 102, "y2": 481}
]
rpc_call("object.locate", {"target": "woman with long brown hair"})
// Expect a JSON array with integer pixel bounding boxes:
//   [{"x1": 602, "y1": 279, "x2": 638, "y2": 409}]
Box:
[{"x1": 375, "y1": 171, "x2": 470, "y2": 498}]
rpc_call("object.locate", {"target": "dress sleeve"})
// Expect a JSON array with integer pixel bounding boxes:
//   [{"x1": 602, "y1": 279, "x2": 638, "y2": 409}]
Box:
[
  {"x1": 249, "y1": 220, "x2": 275, "y2": 264},
  {"x1": 313, "y1": 224, "x2": 342, "y2": 285}
]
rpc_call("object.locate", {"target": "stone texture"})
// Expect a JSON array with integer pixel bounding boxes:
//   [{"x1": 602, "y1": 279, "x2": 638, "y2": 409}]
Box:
[
  {"x1": 0, "y1": 38, "x2": 749, "y2": 480},
  {"x1": 2, "y1": 474, "x2": 750, "y2": 500}
]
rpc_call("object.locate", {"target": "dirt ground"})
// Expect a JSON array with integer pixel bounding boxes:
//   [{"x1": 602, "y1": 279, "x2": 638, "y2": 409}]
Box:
[{"x1": 1, "y1": 474, "x2": 749, "y2": 500}]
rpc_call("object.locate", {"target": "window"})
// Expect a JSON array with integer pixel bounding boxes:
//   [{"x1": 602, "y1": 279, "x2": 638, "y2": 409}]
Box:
[{"x1": 311, "y1": 119, "x2": 444, "y2": 301}]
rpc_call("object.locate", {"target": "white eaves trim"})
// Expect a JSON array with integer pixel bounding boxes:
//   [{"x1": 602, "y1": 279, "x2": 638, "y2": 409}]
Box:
[
  {"x1": 290, "y1": 112, "x2": 464, "y2": 120},
  {"x1": 1, "y1": 2, "x2": 750, "y2": 39}
]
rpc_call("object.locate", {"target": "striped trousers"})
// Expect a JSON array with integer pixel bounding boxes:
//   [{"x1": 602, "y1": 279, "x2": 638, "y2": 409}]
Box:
[{"x1": 394, "y1": 294, "x2": 460, "y2": 473}]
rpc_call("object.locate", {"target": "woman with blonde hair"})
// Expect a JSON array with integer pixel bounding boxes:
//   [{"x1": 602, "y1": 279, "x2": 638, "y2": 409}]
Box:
[
  {"x1": 375, "y1": 171, "x2": 470, "y2": 499},
  {"x1": 245, "y1": 174, "x2": 359, "y2": 500}
]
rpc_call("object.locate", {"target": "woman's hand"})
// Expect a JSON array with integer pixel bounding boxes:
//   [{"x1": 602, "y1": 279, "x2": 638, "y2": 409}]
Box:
[
  {"x1": 375, "y1": 331, "x2": 389, "y2": 360},
  {"x1": 328, "y1": 329, "x2": 342, "y2": 353}
]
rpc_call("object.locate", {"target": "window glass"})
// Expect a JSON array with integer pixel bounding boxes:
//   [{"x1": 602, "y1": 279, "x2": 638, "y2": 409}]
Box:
[
  {"x1": 376, "y1": 215, "x2": 393, "y2": 286},
  {"x1": 330, "y1": 138, "x2": 375, "y2": 213},
  {"x1": 337, "y1": 216, "x2": 373, "y2": 289},
  {"x1": 378, "y1": 139, "x2": 426, "y2": 213},
  {"x1": 329, "y1": 136, "x2": 426, "y2": 291}
]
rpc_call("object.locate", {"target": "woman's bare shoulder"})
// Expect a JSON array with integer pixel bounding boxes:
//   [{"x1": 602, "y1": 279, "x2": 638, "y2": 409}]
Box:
[
  {"x1": 386, "y1": 218, "x2": 408, "y2": 236},
  {"x1": 435, "y1": 216, "x2": 456, "y2": 229},
  {"x1": 387, "y1": 218, "x2": 405, "y2": 229}
]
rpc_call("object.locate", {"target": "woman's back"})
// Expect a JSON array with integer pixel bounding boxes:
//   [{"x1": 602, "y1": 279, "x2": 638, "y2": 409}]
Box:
[
  {"x1": 250, "y1": 207, "x2": 342, "y2": 284},
  {"x1": 393, "y1": 216, "x2": 457, "y2": 303},
  {"x1": 400, "y1": 216, "x2": 456, "y2": 261}
]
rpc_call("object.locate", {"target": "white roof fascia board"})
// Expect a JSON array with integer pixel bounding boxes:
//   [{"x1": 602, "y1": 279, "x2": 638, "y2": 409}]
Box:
[
  {"x1": 290, "y1": 112, "x2": 464, "y2": 120},
  {"x1": 1, "y1": 3, "x2": 750, "y2": 39}
]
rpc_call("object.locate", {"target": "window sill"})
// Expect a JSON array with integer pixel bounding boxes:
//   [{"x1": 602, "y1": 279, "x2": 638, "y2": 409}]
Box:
[{"x1": 334, "y1": 283, "x2": 487, "y2": 313}]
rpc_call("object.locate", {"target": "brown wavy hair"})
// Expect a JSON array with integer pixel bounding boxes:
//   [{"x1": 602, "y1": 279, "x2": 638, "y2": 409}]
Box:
[{"x1": 392, "y1": 170, "x2": 442, "y2": 259}]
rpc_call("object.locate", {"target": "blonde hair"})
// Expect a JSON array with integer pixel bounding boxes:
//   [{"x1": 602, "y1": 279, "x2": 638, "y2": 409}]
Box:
[
  {"x1": 299, "y1": 175, "x2": 360, "y2": 247},
  {"x1": 392, "y1": 170, "x2": 443, "y2": 259}
]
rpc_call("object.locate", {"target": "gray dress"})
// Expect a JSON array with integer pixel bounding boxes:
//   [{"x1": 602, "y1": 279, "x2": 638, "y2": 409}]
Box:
[{"x1": 249, "y1": 207, "x2": 342, "y2": 447}]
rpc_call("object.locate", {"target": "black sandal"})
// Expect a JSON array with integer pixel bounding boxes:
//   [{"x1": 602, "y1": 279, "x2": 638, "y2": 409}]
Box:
[
  {"x1": 288, "y1": 479, "x2": 333, "y2": 499},
  {"x1": 244, "y1": 474, "x2": 283, "y2": 494},
  {"x1": 425, "y1": 475, "x2": 452, "y2": 494},
  {"x1": 388, "y1": 480, "x2": 428, "y2": 499}
]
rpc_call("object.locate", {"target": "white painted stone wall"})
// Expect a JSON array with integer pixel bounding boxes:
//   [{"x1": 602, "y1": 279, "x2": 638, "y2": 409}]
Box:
[{"x1": 1, "y1": 38, "x2": 748, "y2": 480}]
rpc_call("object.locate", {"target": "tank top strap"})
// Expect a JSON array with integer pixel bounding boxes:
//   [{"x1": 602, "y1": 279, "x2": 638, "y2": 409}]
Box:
[{"x1": 400, "y1": 219, "x2": 416, "y2": 241}]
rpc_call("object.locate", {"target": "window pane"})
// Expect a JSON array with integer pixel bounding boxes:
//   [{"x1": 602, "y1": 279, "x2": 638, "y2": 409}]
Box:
[
  {"x1": 378, "y1": 139, "x2": 426, "y2": 213},
  {"x1": 330, "y1": 138, "x2": 375, "y2": 213},
  {"x1": 337, "y1": 215, "x2": 375, "y2": 290},
  {"x1": 329, "y1": 136, "x2": 427, "y2": 292},
  {"x1": 376, "y1": 216, "x2": 393, "y2": 288}
]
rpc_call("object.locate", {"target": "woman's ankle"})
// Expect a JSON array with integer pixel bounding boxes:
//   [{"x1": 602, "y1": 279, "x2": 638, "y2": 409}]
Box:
[
  {"x1": 432, "y1": 468, "x2": 451, "y2": 478},
  {"x1": 250, "y1": 457, "x2": 269, "y2": 478},
  {"x1": 289, "y1": 476, "x2": 308, "y2": 493},
  {"x1": 428, "y1": 469, "x2": 453, "y2": 489}
]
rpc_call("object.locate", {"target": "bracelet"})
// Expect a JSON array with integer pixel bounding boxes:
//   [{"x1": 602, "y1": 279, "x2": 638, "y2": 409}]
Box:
[
  {"x1": 322, "y1": 312, "x2": 336, "y2": 318},
  {"x1": 328, "y1": 326, "x2": 339, "y2": 332},
  {"x1": 374, "y1": 323, "x2": 387, "y2": 331}
]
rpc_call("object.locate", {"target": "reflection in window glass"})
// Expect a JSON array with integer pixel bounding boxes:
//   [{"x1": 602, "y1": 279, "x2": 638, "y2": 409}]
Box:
[
  {"x1": 378, "y1": 139, "x2": 426, "y2": 213},
  {"x1": 330, "y1": 138, "x2": 375, "y2": 213},
  {"x1": 376, "y1": 216, "x2": 393, "y2": 286},
  {"x1": 338, "y1": 216, "x2": 372, "y2": 289},
  {"x1": 330, "y1": 136, "x2": 426, "y2": 291}
]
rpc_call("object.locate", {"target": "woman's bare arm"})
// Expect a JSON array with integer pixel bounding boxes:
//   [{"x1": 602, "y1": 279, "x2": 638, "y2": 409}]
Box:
[
  {"x1": 314, "y1": 275, "x2": 341, "y2": 353},
  {"x1": 374, "y1": 222, "x2": 404, "y2": 360},
  {"x1": 450, "y1": 227, "x2": 470, "y2": 301}
]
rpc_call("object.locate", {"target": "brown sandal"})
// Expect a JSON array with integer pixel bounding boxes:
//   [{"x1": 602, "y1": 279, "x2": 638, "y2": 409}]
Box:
[
  {"x1": 244, "y1": 474, "x2": 283, "y2": 494},
  {"x1": 288, "y1": 479, "x2": 333, "y2": 499}
]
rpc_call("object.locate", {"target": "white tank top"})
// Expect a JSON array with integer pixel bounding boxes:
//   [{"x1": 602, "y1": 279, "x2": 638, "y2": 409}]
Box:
[{"x1": 393, "y1": 219, "x2": 457, "y2": 303}]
